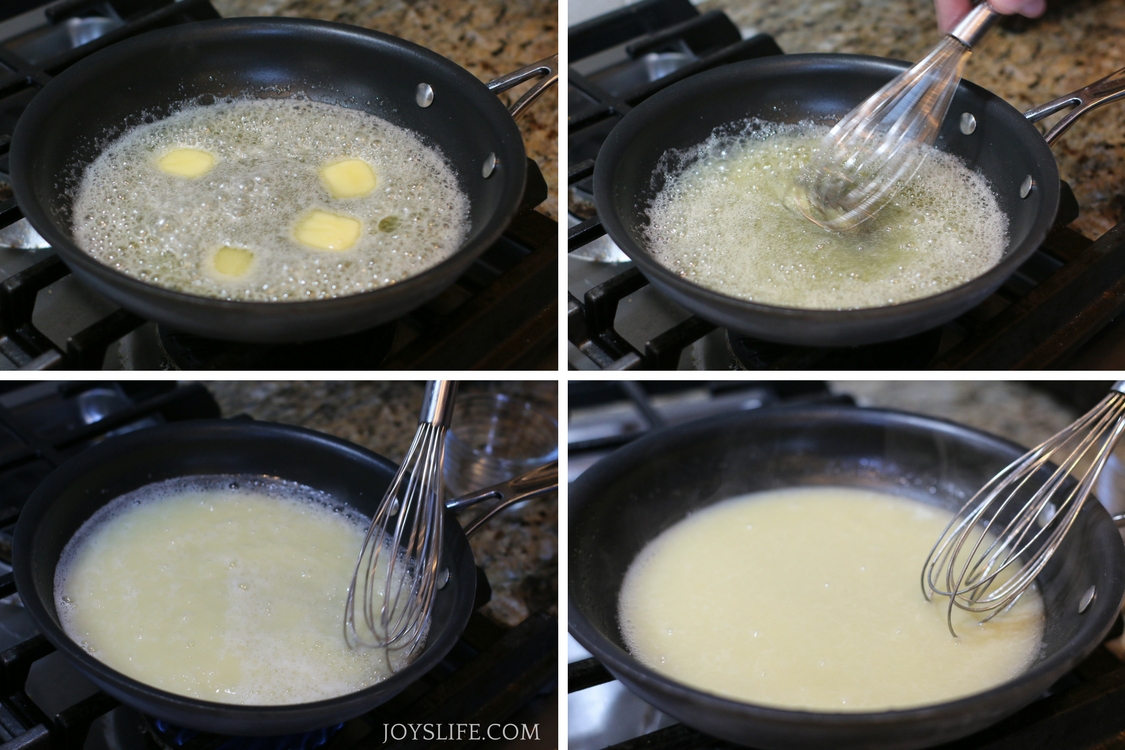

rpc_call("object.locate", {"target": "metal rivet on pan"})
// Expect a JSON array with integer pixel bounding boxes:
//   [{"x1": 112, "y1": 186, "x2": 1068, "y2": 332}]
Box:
[
  {"x1": 437, "y1": 568, "x2": 450, "y2": 589},
  {"x1": 1021, "y1": 175, "x2": 1035, "y2": 199},
  {"x1": 1079, "y1": 585, "x2": 1096, "y2": 613},
  {"x1": 388, "y1": 498, "x2": 401, "y2": 516},
  {"x1": 482, "y1": 152, "x2": 497, "y2": 179},
  {"x1": 960, "y1": 112, "x2": 977, "y2": 135},
  {"x1": 415, "y1": 83, "x2": 434, "y2": 108}
]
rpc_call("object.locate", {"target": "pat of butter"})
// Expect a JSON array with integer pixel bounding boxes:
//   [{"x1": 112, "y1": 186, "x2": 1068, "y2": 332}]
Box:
[
  {"x1": 294, "y1": 210, "x2": 361, "y2": 251},
  {"x1": 157, "y1": 148, "x2": 215, "y2": 178},
  {"x1": 211, "y1": 246, "x2": 255, "y2": 277},
  {"x1": 319, "y1": 159, "x2": 377, "y2": 199}
]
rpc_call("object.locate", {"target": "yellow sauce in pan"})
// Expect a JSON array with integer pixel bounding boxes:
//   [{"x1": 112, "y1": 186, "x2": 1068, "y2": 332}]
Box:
[
  {"x1": 71, "y1": 97, "x2": 470, "y2": 303},
  {"x1": 54, "y1": 476, "x2": 415, "y2": 705},
  {"x1": 643, "y1": 120, "x2": 1008, "y2": 309},
  {"x1": 619, "y1": 486, "x2": 1045, "y2": 711}
]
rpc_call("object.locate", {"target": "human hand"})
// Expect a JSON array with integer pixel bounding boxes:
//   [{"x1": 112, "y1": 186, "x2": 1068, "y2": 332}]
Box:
[{"x1": 934, "y1": 0, "x2": 1047, "y2": 33}]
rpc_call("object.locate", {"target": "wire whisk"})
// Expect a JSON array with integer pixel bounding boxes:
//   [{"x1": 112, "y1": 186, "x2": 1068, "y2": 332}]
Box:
[
  {"x1": 922, "y1": 381, "x2": 1125, "y2": 636},
  {"x1": 344, "y1": 380, "x2": 457, "y2": 656},
  {"x1": 795, "y1": 4, "x2": 998, "y2": 231}
]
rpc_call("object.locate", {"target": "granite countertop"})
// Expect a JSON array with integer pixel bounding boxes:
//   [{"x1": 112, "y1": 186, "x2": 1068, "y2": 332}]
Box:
[
  {"x1": 700, "y1": 0, "x2": 1125, "y2": 238},
  {"x1": 213, "y1": 0, "x2": 559, "y2": 221},
  {"x1": 201, "y1": 380, "x2": 558, "y2": 628},
  {"x1": 830, "y1": 380, "x2": 1080, "y2": 446}
]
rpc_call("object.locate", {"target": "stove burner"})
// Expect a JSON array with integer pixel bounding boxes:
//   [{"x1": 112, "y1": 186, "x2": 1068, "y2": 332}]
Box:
[
  {"x1": 727, "y1": 327, "x2": 945, "y2": 370},
  {"x1": 156, "y1": 323, "x2": 397, "y2": 370},
  {"x1": 146, "y1": 718, "x2": 344, "y2": 750}
]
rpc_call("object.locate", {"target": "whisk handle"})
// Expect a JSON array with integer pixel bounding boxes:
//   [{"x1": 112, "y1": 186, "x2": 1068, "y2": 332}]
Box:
[
  {"x1": 949, "y1": 3, "x2": 998, "y2": 48},
  {"x1": 419, "y1": 380, "x2": 458, "y2": 428},
  {"x1": 447, "y1": 460, "x2": 559, "y2": 537}
]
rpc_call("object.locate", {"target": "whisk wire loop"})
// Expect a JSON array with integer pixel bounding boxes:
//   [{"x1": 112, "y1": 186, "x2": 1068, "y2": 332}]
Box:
[
  {"x1": 922, "y1": 389, "x2": 1125, "y2": 636},
  {"x1": 797, "y1": 36, "x2": 971, "y2": 231},
  {"x1": 967, "y1": 405, "x2": 1123, "y2": 595},
  {"x1": 345, "y1": 381, "x2": 457, "y2": 659}
]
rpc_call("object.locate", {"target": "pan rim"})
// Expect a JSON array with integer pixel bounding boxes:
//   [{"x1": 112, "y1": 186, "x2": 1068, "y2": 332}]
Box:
[
  {"x1": 9, "y1": 17, "x2": 529, "y2": 317},
  {"x1": 568, "y1": 404, "x2": 1125, "y2": 734},
  {"x1": 591, "y1": 53, "x2": 1061, "y2": 332}
]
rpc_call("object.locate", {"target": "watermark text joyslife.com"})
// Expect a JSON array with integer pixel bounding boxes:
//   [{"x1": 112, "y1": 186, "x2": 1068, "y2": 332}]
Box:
[{"x1": 383, "y1": 723, "x2": 539, "y2": 742}]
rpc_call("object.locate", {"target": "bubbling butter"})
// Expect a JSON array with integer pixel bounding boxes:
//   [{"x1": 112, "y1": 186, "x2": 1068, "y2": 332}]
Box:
[
  {"x1": 643, "y1": 120, "x2": 1009, "y2": 309},
  {"x1": 54, "y1": 476, "x2": 416, "y2": 705},
  {"x1": 618, "y1": 486, "x2": 1045, "y2": 712},
  {"x1": 71, "y1": 97, "x2": 470, "y2": 302}
]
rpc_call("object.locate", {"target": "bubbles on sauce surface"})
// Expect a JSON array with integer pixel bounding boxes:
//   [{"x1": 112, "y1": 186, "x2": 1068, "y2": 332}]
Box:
[
  {"x1": 643, "y1": 119, "x2": 1008, "y2": 310},
  {"x1": 71, "y1": 97, "x2": 470, "y2": 303},
  {"x1": 54, "y1": 475, "x2": 416, "y2": 705}
]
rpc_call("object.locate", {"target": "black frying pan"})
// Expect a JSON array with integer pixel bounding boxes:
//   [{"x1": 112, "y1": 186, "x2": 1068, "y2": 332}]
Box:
[
  {"x1": 10, "y1": 18, "x2": 556, "y2": 343},
  {"x1": 593, "y1": 55, "x2": 1125, "y2": 347},
  {"x1": 11, "y1": 419, "x2": 555, "y2": 735},
  {"x1": 568, "y1": 405, "x2": 1125, "y2": 749}
]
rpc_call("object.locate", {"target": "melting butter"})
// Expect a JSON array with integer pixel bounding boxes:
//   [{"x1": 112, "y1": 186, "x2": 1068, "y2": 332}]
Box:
[
  {"x1": 294, "y1": 210, "x2": 361, "y2": 251},
  {"x1": 71, "y1": 97, "x2": 470, "y2": 302},
  {"x1": 320, "y1": 159, "x2": 377, "y2": 199},
  {"x1": 619, "y1": 486, "x2": 1045, "y2": 711},
  {"x1": 210, "y1": 245, "x2": 255, "y2": 277},
  {"x1": 157, "y1": 148, "x2": 216, "y2": 178}
]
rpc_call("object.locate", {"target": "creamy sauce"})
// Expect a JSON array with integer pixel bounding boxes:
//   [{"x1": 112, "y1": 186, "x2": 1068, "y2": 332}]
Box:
[
  {"x1": 619, "y1": 487, "x2": 1045, "y2": 711},
  {"x1": 643, "y1": 120, "x2": 1008, "y2": 309},
  {"x1": 71, "y1": 97, "x2": 470, "y2": 303},
  {"x1": 54, "y1": 476, "x2": 413, "y2": 705}
]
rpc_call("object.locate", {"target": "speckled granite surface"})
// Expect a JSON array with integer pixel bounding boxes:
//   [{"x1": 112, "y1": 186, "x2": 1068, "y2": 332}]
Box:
[
  {"x1": 212, "y1": 0, "x2": 559, "y2": 220},
  {"x1": 699, "y1": 0, "x2": 1125, "y2": 238},
  {"x1": 831, "y1": 380, "x2": 1079, "y2": 446},
  {"x1": 201, "y1": 380, "x2": 558, "y2": 627}
]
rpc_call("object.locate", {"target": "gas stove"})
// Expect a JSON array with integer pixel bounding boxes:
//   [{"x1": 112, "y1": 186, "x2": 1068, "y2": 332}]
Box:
[
  {"x1": 566, "y1": 0, "x2": 1125, "y2": 370},
  {"x1": 0, "y1": 0, "x2": 557, "y2": 370},
  {"x1": 0, "y1": 382, "x2": 557, "y2": 749},
  {"x1": 567, "y1": 381, "x2": 1125, "y2": 749}
]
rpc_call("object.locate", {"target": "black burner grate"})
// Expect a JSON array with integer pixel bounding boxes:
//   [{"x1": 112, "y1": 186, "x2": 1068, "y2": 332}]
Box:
[{"x1": 567, "y1": 0, "x2": 1125, "y2": 370}]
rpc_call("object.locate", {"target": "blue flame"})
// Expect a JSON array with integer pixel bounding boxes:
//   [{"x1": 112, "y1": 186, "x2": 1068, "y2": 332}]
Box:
[{"x1": 152, "y1": 720, "x2": 346, "y2": 750}]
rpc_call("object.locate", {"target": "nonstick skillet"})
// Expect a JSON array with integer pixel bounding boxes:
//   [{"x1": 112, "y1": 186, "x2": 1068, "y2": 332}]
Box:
[
  {"x1": 12, "y1": 419, "x2": 557, "y2": 735},
  {"x1": 593, "y1": 55, "x2": 1125, "y2": 347},
  {"x1": 10, "y1": 18, "x2": 556, "y2": 343},
  {"x1": 568, "y1": 405, "x2": 1125, "y2": 749}
]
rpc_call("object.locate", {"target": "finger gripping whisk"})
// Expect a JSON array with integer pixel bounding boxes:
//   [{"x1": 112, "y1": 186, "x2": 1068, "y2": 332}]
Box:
[
  {"x1": 345, "y1": 380, "x2": 457, "y2": 655},
  {"x1": 922, "y1": 381, "x2": 1125, "y2": 636}
]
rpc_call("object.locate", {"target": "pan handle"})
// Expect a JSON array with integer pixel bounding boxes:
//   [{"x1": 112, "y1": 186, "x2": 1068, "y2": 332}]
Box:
[
  {"x1": 486, "y1": 55, "x2": 558, "y2": 120},
  {"x1": 1024, "y1": 66, "x2": 1125, "y2": 145},
  {"x1": 445, "y1": 460, "x2": 559, "y2": 537}
]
